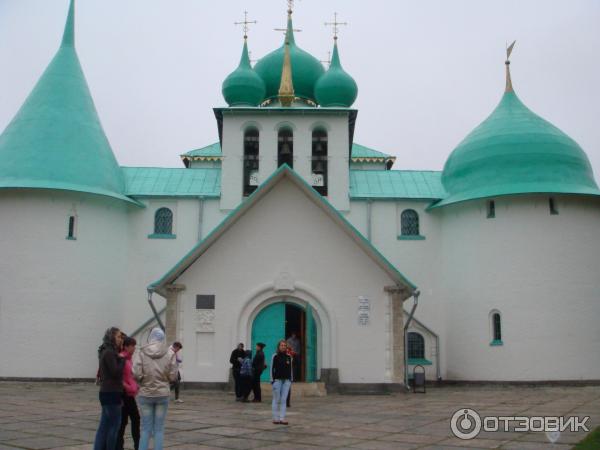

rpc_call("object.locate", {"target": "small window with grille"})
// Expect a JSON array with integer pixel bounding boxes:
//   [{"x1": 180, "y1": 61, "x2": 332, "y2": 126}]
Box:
[
  {"x1": 407, "y1": 332, "x2": 425, "y2": 359},
  {"x1": 154, "y1": 208, "x2": 173, "y2": 235},
  {"x1": 487, "y1": 200, "x2": 496, "y2": 219},
  {"x1": 549, "y1": 198, "x2": 559, "y2": 215},
  {"x1": 401, "y1": 209, "x2": 420, "y2": 236}
]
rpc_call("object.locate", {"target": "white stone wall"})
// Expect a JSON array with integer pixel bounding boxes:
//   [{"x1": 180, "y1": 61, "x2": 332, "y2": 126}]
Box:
[
  {"x1": 219, "y1": 111, "x2": 351, "y2": 211},
  {"x1": 438, "y1": 195, "x2": 600, "y2": 381},
  {"x1": 0, "y1": 190, "x2": 129, "y2": 378},
  {"x1": 174, "y1": 178, "x2": 397, "y2": 383}
]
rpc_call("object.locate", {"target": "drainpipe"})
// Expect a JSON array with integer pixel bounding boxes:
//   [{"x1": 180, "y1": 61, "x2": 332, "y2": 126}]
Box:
[
  {"x1": 147, "y1": 289, "x2": 165, "y2": 331},
  {"x1": 197, "y1": 196, "x2": 205, "y2": 241},
  {"x1": 366, "y1": 200, "x2": 372, "y2": 241},
  {"x1": 403, "y1": 290, "x2": 420, "y2": 390}
]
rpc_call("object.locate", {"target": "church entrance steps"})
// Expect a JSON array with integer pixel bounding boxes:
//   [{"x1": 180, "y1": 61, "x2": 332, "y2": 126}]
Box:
[{"x1": 259, "y1": 382, "x2": 327, "y2": 397}]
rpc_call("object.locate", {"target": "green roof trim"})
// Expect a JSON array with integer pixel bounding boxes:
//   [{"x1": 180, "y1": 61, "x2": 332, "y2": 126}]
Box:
[
  {"x1": 149, "y1": 164, "x2": 417, "y2": 294},
  {"x1": 350, "y1": 170, "x2": 446, "y2": 200},
  {"x1": 181, "y1": 142, "x2": 222, "y2": 159},
  {"x1": 351, "y1": 144, "x2": 393, "y2": 160},
  {"x1": 435, "y1": 90, "x2": 600, "y2": 208},
  {"x1": 0, "y1": 0, "x2": 134, "y2": 204},
  {"x1": 123, "y1": 167, "x2": 220, "y2": 197}
]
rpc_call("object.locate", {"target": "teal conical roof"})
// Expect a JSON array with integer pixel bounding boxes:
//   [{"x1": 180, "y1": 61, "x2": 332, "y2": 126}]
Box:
[
  {"x1": 222, "y1": 39, "x2": 266, "y2": 107},
  {"x1": 0, "y1": 0, "x2": 131, "y2": 202},
  {"x1": 438, "y1": 64, "x2": 600, "y2": 207},
  {"x1": 254, "y1": 12, "x2": 325, "y2": 104},
  {"x1": 315, "y1": 40, "x2": 358, "y2": 107}
]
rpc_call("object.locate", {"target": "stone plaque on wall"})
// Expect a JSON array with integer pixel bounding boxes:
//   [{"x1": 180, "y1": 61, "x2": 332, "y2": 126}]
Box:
[
  {"x1": 196, "y1": 295, "x2": 215, "y2": 332},
  {"x1": 358, "y1": 296, "x2": 370, "y2": 326}
]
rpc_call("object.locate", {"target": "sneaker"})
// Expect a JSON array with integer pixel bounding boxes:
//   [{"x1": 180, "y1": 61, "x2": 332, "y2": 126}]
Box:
[
  {"x1": 175, "y1": 399, "x2": 184, "y2": 403},
  {"x1": 279, "y1": 420, "x2": 288, "y2": 425},
  {"x1": 272, "y1": 420, "x2": 280, "y2": 425}
]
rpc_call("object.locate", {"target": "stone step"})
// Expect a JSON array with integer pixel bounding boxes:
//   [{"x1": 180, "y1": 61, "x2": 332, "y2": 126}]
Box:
[{"x1": 260, "y1": 382, "x2": 327, "y2": 397}]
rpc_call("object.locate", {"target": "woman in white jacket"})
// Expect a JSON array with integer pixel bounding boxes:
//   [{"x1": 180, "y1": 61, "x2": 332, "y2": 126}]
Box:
[{"x1": 133, "y1": 328, "x2": 177, "y2": 450}]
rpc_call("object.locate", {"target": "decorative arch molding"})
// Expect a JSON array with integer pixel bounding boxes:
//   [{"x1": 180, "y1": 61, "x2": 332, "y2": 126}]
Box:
[
  {"x1": 240, "y1": 121, "x2": 262, "y2": 132},
  {"x1": 274, "y1": 121, "x2": 297, "y2": 132},
  {"x1": 233, "y1": 281, "x2": 337, "y2": 370},
  {"x1": 310, "y1": 121, "x2": 331, "y2": 133}
]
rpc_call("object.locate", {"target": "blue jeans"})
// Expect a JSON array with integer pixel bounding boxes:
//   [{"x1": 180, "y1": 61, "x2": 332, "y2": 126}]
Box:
[
  {"x1": 94, "y1": 393, "x2": 122, "y2": 450},
  {"x1": 272, "y1": 379, "x2": 292, "y2": 421},
  {"x1": 138, "y1": 396, "x2": 169, "y2": 450}
]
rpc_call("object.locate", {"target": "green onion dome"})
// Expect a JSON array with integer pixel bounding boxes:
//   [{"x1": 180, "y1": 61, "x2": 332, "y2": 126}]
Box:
[
  {"x1": 315, "y1": 40, "x2": 358, "y2": 107},
  {"x1": 254, "y1": 14, "x2": 325, "y2": 104},
  {"x1": 438, "y1": 66, "x2": 600, "y2": 207},
  {"x1": 222, "y1": 39, "x2": 266, "y2": 107}
]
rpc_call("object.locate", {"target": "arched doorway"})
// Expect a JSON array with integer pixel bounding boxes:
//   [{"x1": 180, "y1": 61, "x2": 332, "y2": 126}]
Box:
[{"x1": 251, "y1": 300, "x2": 317, "y2": 382}]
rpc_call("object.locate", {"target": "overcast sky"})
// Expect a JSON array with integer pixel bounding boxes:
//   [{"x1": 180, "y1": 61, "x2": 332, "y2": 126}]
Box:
[{"x1": 0, "y1": 0, "x2": 599, "y2": 177}]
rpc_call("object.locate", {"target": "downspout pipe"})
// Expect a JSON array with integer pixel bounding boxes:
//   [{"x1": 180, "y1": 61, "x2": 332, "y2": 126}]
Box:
[
  {"x1": 403, "y1": 290, "x2": 420, "y2": 390},
  {"x1": 147, "y1": 289, "x2": 165, "y2": 331},
  {"x1": 366, "y1": 200, "x2": 373, "y2": 241}
]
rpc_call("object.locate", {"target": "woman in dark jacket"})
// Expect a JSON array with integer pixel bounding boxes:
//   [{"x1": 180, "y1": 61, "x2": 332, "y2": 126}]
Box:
[
  {"x1": 94, "y1": 327, "x2": 125, "y2": 450},
  {"x1": 270, "y1": 340, "x2": 293, "y2": 425}
]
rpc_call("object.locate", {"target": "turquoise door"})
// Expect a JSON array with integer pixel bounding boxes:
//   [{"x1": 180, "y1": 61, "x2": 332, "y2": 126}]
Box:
[
  {"x1": 305, "y1": 304, "x2": 317, "y2": 382},
  {"x1": 251, "y1": 303, "x2": 286, "y2": 382}
]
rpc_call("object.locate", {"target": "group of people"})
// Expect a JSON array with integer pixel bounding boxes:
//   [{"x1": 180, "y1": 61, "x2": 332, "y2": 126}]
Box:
[
  {"x1": 94, "y1": 327, "x2": 183, "y2": 450},
  {"x1": 230, "y1": 337, "x2": 297, "y2": 425}
]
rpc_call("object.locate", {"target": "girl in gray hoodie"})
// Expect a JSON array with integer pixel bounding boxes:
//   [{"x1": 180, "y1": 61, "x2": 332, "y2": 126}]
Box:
[{"x1": 133, "y1": 328, "x2": 178, "y2": 450}]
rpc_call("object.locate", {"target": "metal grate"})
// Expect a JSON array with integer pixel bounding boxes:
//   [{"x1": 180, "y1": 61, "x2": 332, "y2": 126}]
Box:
[
  {"x1": 401, "y1": 209, "x2": 420, "y2": 235},
  {"x1": 493, "y1": 313, "x2": 502, "y2": 341},
  {"x1": 407, "y1": 332, "x2": 425, "y2": 359},
  {"x1": 154, "y1": 207, "x2": 173, "y2": 234}
]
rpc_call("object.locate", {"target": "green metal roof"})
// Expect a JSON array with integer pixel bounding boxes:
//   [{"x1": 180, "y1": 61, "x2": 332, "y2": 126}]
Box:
[
  {"x1": 351, "y1": 144, "x2": 393, "y2": 160},
  {"x1": 123, "y1": 167, "x2": 220, "y2": 197},
  {"x1": 350, "y1": 170, "x2": 446, "y2": 200},
  {"x1": 181, "y1": 142, "x2": 222, "y2": 159},
  {"x1": 315, "y1": 41, "x2": 358, "y2": 108},
  {"x1": 222, "y1": 39, "x2": 266, "y2": 107},
  {"x1": 0, "y1": 1, "x2": 132, "y2": 203},
  {"x1": 436, "y1": 89, "x2": 600, "y2": 208},
  {"x1": 150, "y1": 164, "x2": 417, "y2": 294}
]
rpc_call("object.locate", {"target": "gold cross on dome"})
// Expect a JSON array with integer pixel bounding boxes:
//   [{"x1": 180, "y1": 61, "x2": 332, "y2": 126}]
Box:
[
  {"x1": 234, "y1": 11, "x2": 257, "y2": 39},
  {"x1": 287, "y1": 0, "x2": 295, "y2": 13},
  {"x1": 325, "y1": 12, "x2": 348, "y2": 40}
]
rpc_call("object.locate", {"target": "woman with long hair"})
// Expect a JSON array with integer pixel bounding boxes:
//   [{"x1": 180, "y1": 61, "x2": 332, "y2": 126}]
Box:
[
  {"x1": 270, "y1": 339, "x2": 293, "y2": 425},
  {"x1": 133, "y1": 328, "x2": 178, "y2": 450},
  {"x1": 94, "y1": 327, "x2": 125, "y2": 450}
]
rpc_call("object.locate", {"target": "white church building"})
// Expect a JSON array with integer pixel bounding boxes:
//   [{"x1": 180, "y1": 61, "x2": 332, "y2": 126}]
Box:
[{"x1": 1, "y1": 1, "x2": 599, "y2": 390}]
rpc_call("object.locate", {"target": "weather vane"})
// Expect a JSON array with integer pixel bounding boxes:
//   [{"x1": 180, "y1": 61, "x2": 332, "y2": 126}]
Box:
[
  {"x1": 325, "y1": 12, "x2": 348, "y2": 40},
  {"x1": 506, "y1": 40, "x2": 516, "y2": 64},
  {"x1": 235, "y1": 11, "x2": 257, "y2": 39}
]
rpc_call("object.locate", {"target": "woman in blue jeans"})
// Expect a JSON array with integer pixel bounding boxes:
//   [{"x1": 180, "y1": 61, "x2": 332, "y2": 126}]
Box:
[
  {"x1": 133, "y1": 328, "x2": 178, "y2": 450},
  {"x1": 270, "y1": 339, "x2": 293, "y2": 425},
  {"x1": 94, "y1": 327, "x2": 125, "y2": 450}
]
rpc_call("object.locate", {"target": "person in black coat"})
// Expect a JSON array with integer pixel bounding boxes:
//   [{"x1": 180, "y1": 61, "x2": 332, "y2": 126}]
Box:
[
  {"x1": 270, "y1": 340, "x2": 293, "y2": 425},
  {"x1": 94, "y1": 327, "x2": 125, "y2": 450},
  {"x1": 251, "y1": 343, "x2": 266, "y2": 402},
  {"x1": 229, "y1": 343, "x2": 245, "y2": 401}
]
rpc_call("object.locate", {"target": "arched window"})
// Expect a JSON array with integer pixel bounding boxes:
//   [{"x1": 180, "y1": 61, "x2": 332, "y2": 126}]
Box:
[
  {"x1": 407, "y1": 332, "x2": 425, "y2": 359},
  {"x1": 243, "y1": 128, "x2": 259, "y2": 196},
  {"x1": 154, "y1": 208, "x2": 173, "y2": 235},
  {"x1": 312, "y1": 129, "x2": 328, "y2": 196},
  {"x1": 277, "y1": 128, "x2": 293, "y2": 168},
  {"x1": 491, "y1": 311, "x2": 502, "y2": 345},
  {"x1": 401, "y1": 209, "x2": 420, "y2": 236}
]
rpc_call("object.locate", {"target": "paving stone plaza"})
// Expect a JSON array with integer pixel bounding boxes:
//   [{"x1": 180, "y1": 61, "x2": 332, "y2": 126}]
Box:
[{"x1": 0, "y1": 382, "x2": 598, "y2": 449}]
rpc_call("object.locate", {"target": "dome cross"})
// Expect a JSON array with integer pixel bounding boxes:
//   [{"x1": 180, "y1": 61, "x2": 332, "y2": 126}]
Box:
[
  {"x1": 325, "y1": 12, "x2": 348, "y2": 40},
  {"x1": 235, "y1": 11, "x2": 257, "y2": 40}
]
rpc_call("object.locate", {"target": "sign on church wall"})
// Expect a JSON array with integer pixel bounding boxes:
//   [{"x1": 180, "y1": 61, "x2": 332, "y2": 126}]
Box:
[
  {"x1": 196, "y1": 294, "x2": 215, "y2": 332},
  {"x1": 358, "y1": 296, "x2": 370, "y2": 326}
]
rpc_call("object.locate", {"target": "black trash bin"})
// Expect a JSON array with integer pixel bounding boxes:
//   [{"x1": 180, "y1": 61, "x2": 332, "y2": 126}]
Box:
[{"x1": 412, "y1": 365, "x2": 426, "y2": 393}]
